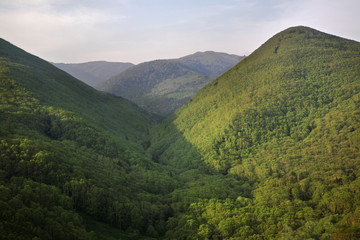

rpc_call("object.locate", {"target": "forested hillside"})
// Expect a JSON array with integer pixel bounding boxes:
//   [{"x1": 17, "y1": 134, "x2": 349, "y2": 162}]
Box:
[
  {"x1": 149, "y1": 26, "x2": 360, "y2": 239},
  {"x1": 0, "y1": 38, "x2": 248, "y2": 239},
  {"x1": 1, "y1": 25, "x2": 360, "y2": 240},
  {"x1": 97, "y1": 52, "x2": 244, "y2": 117},
  {"x1": 0, "y1": 38, "x2": 169, "y2": 239}
]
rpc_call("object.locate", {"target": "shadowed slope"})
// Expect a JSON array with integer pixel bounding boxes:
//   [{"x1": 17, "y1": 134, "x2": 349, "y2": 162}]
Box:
[
  {"x1": 0, "y1": 38, "x2": 153, "y2": 143},
  {"x1": 0, "y1": 38, "x2": 160, "y2": 239}
]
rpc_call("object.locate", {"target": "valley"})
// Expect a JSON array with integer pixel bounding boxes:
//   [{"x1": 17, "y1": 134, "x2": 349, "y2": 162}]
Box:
[{"x1": 1, "y1": 26, "x2": 360, "y2": 239}]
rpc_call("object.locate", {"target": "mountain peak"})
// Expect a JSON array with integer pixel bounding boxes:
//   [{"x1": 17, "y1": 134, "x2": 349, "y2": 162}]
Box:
[
  {"x1": 244, "y1": 25, "x2": 357, "y2": 66},
  {"x1": 151, "y1": 25, "x2": 360, "y2": 177}
]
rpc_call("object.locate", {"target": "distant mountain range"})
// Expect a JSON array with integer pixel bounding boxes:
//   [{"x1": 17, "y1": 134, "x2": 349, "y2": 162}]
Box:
[
  {"x1": 97, "y1": 51, "x2": 245, "y2": 117},
  {"x1": 1, "y1": 26, "x2": 360, "y2": 239},
  {"x1": 52, "y1": 61, "x2": 134, "y2": 86}
]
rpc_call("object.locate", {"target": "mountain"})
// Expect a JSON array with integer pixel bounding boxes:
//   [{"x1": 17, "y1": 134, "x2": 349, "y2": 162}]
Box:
[
  {"x1": 97, "y1": 60, "x2": 215, "y2": 117},
  {"x1": 2, "y1": 26, "x2": 360, "y2": 240},
  {"x1": 148, "y1": 26, "x2": 360, "y2": 239},
  {"x1": 53, "y1": 61, "x2": 134, "y2": 86},
  {"x1": 0, "y1": 38, "x2": 161, "y2": 239},
  {"x1": 97, "y1": 52, "x2": 244, "y2": 117},
  {"x1": 0, "y1": 38, "x2": 247, "y2": 239}
]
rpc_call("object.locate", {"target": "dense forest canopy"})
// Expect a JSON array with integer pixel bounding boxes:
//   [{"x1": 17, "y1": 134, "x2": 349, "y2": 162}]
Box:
[
  {"x1": 1, "y1": 26, "x2": 360, "y2": 239},
  {"x1": 149, "y1": 26, "x2": 360, "y2": 239}
]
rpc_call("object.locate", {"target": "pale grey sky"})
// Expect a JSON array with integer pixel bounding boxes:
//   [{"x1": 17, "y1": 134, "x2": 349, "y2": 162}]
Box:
[{"x1": 1, "y1": 0, "x2": 359, "y2": 64}]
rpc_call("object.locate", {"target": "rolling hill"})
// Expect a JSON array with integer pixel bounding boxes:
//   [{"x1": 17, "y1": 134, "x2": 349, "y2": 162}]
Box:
[
  {"x1": 53, "y1": 61, "x2": 134, "y2": 87},
  {"x1": 97, "y1": 52, "x2": 244, "y2": 117},
  {"x1": 148, "y1": 26, "x2": 360, "y2": 239}
]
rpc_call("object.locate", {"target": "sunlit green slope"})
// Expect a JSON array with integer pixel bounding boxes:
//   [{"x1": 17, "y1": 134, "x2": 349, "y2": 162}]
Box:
[{"x1": 149, "y1": 26, "x2": 360, "y2": 239}]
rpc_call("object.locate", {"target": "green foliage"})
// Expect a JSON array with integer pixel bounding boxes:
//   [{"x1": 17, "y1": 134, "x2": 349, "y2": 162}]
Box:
[
  {"x1": 0, "y1": 37, "x2": 247, "y2": 239},
  {"x1": 0, "y1": 177, "x2": 94, "y2": 240},
  {"x1": 149, "y1": 26, "x2": 360, "y2": 239},
  {"x1": 0, "y1": 40, "x2": 155, "y2": 144},
  {"x1": 2, "y1": 26, "x2": 360, "y2": 240},
  {"x1": 0, "y1": 38, "x2": 168, "y2": 239}
]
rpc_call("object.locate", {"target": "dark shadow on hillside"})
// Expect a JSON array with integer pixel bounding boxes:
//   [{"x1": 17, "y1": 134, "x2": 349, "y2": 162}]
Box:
[{"x1": 147, "y1": 120, "x2": 254, "y2": 205}]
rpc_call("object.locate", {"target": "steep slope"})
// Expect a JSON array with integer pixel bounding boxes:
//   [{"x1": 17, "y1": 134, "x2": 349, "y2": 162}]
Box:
[
  {"x1": 0, "y1": 38, "x2": 164, "y2": 239},
  {"x1": 1, "y1": 40, "x2": 153, "y2": 142},
  {"x1": 3, "y1": 26, "x2": 360, "y2": 240},
  {"x1": 53, "y1": 61, "x2": 134, "y2": 86},
  {"x1": 97, "y1": 52, "x2": 244, "y2": 117},
  {"x1": 149, "y1": 26, "x2": 360, "y2": 239},
  {"x1": 0, "y1": 38, "x2": 247, "y2": 240}
]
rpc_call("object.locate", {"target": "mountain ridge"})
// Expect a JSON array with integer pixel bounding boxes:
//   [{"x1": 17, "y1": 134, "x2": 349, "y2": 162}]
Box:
[{"x1": 97, "y1": 51, "x2": 245, "y2": 117}]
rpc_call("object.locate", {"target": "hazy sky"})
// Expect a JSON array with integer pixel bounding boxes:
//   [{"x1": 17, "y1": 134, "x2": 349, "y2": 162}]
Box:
[{"x1": 1, "y1": 0, "x2": 360, "y2": 64}]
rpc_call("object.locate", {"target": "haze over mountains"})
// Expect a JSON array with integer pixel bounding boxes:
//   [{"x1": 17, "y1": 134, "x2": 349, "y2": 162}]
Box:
[
  {"x1": 52, "y1": 61, "x2": 134, "y2": 87},
  {"x1": 54, "y1": 51, "x2": 243, "y2": 117},
  {"x1": 1, "y1": 26, "x2": 360, "y2": 240},
  {"x1": 97, "y1": 51, "x2": 244, "y2": 117}
]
